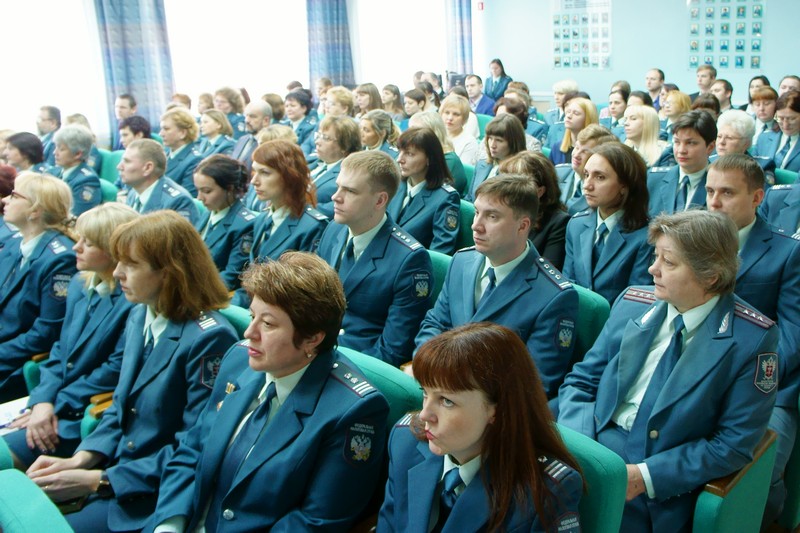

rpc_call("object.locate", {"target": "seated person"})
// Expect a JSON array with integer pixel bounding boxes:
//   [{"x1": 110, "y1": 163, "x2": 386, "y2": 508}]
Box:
[
  {"x1": 414, "y1": 174, "x2": 578, "y2": 398},
  {"x1": 360, "y1": 109, "x2": 400, "y2": 158},
  {"x1": 549, "y1": 97, "x2": 599, "y2": 166},
  {"x1": 119, "y1": 139, "x2": 200, "y2": 226},
  {"x1": 4, "y1": 204, "x2": 138, "y2": 467},
  {"x1": 713, "y1": 110, "x2": 775, "y2": 180},
  {"x1": 50, "y1": 125, "x2": 102, "y2": 216},
  {"x1": 466, "y1": 114, "x2": 527, "y2": 201},
  {"x1": 752, "y1": 86, "x2": 780, "y2": 146},
  {"x1": 197, "y1": 110, "x2": 235, "y2": 158},
  {"x1": 564, "y1": 143, "x2": 653, "y2": 305},
  {"x1": 213, "y1": 87, "x2": 247, "y2": 140},
  {"x1": 285, "y1": 89, "x2": 318, "y2": 156},
  {"x1": 500, "y1": 152, "x2": 570, "y2": 270},
  {"x1": 558, "y1": 210, "x2": 778, "y2": 532},
  {"x1": 26, "y1": 211, "x2": 237, "y2": 532},
  {"x1": 556, "y1": 124, "x2": 620, "y2": 215},
  {"x1": 600, "y1": 88, "x2": 629, "y2": 139},
  {"x1": 492, "y1": 97, "x2": 543, "y2": 153},
  {"x1": 310, "y1": 116, "x2": 361, "y2": 218},
  {"x1": 465, "y1": 75, "x2": 495, "y2": 116},
  {"x1": 408, "y1": 111, "x2": 468, "y2": 197},
  {"x1": 441, "y1": 94, "x2": 480, "y2": 167},
  {"x1": 193, "y1": 155, "x2": 255, "y2": 291},
  {"x1": 380, "y1": 322, "x2": 582, "y2": 532},
  {"x1": 231, "y1": 100, "x2": 272, "y2": 176},
  {"x1": 623, "y1": 105, "x2": 668, "y2": 167},
  {"x1": 0, "y1": 164, "x2": 17, "y2": 249},
  {"x1": 754, "y1": 91, "x2": 800, "y2": 172},
  {"x1": 159, "y1": 107, "x2": 204, "y2": 196},
  {"x1": 0, "y1": 173, "x2": 77, "y2": 402},
  {"x1": 117, "y1": 116, "x2": 152, "y2": 150},
  {"x1": 37, "y1": 105, "x2": 60, "y2": 166},
  {"x1": 4, "y1": 132, "x2": 50, "y2": 173},
  {"x1": 152, "y1": 252, "x2": 389, "y2": 531},
  {"x1": 390, "y1": 127, "x2": 460, "y2": 254},
  {"x1": 63, "y1": 114, "x2": 103, "y2": 176},
  {"x1": 660, "y1": 91, "x2": 692, "y2": 143},
  {"x1": 317, "y1": 151, "x2": 432, "y2": 366}
]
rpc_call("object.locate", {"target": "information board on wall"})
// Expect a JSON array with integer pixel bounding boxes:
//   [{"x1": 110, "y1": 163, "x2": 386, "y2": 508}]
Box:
[
  {"x1": 687, "y1": 0, "x2": 764, "y2": 70},
  {"x1": 551, "y1": 0, "x2": 612, "y2": 70}
]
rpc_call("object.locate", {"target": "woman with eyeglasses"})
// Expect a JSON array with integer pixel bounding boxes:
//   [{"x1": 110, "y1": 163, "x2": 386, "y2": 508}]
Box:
[
  {"x1": 310, "y1": 116, "x2": 362, "y2": 218},
  {"x1": 754, "y1": 91, "x2": 800, "y2": 172}
]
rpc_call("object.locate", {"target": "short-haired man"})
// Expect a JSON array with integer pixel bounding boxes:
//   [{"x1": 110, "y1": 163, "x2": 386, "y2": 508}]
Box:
[
  {"x1": 778, "y1": 75, "x2": 800, "y2": 96},
  {"x1": 118, "y1": 116, "x2": 152, "y2": 149},
  {"x1": 465, "y1": 75, "x2": 496, "y2": 116},
  {"x1": 118, "y1": 139, "x2": 199, "y2": 226},
  {"x1": 37, "y1": 105, "x2": 61, "y2": 166},
  {"x1": 647, "y1": 110, "x2": 717, "y2": 215},
  {"x1": 710, "y1": 79, "x2": 734, "y2": 113},
  {"x1": 316, "y1": 151, "x2": 432, "y2": 366},
  {"x1": 414, "y1": 174, "x2": 578, "y2": 398},
  {"x1": 231, "y1": 100, "x2": 272, "y2": 175},
  {"x1": 645, "y1": 69, "x2": 665, "y2": 111},
  {"x1": 51, "y1": 125, "x2": 101, "y2": 216},
  {"x1": 706, "y1": 154, "x2": 800, "y2": 526},
  {"x1": 113, "y1": 94, "x2": 138, "y2": 149},
  {"x1": 690, "y1": 64, "x2": 717, "y2": 102}
]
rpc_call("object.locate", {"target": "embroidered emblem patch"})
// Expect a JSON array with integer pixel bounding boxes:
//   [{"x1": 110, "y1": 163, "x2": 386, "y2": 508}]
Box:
[
  {"x1": 445, "y1": 207, "x2": 459, "y2": 230},
  {"x1": 81, "y1": 186, "x2": 94, "y2": 202},
  {"x1": 754, "y1": 352, "x2": 778, "y2": 394},
  {"x1": 240, "y1": 233, "x2": 253, "y2": 255},
  {"x1": 51, "y1": 274, "x2": 71, "y2": 299},
  {"x1": 345, "y1": 422, "x2": 375, "y2": 463},
  {"x1": 555, "y1": 512, "x2": 581, "y2": 533},
  {"x1": 556, "y1": 318, "x2": 575, "y2": 350},
  {"x1": 201, "y1": 355, "x2": 222, "y2": 389},
  {"x1": 413, "y1": 272, "x2": 430, "y2": 299}
]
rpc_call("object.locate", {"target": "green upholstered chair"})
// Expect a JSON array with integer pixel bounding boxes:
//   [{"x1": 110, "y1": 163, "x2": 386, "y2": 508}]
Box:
[
  {"x1": 557, "y1": 424, "x2": 627, "y2": 533},
  {"x1": 426, "y1": 250, "x2": 452, "y2": 307},
  {"x1": 571, "y1": 286, "x2": 611, "y2": 365},
  {"x1": 0, "y1": 469, "x2": 73, "y2": 532},
  {"x1": 775, "y1": 169, "x2": 799, "y2": 185},
  {"x1": 0, "y1": 438, "x2": 12, "y2": 471},
  {"x1": 693, "y1": 429, "x2": 777, "y2": 532},
  {"x1": 336, "y1": 346, "x2": 422, "y2": 427},
  {"x1": 98, "y1": 149, "x2": 123, "y2": 183},
  {"x1": 542, "y1": 146, "x2": 551, "y2": 158},
  {"x1": 476, "y1": 114, "x2": 493, "y2": 140},
  {"x1": 99, "y1": 179, "x2": 118, "y2": 203},
  {"x1": 22, "y1": 352, "x2": 49, "y2": 393},
  {"x1": 219, "y1": 304, "x2": 251, "y2": 339},
  {"x1": 457, "y1": 200, "x2": 475, "y2": 249},
  {"x1": 151, "y1": 133, "x2": 164, "y2": 145},
  {"x1": 779, "y1": 396, "x2": 800, "y2": 530},
  {"x1": 462, "y1": 163, "x2": 475, "y2": 194}
]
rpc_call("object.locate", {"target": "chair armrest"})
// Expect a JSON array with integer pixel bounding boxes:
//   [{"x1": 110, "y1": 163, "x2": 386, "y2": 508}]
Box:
[
  {"x1": 31, "y1": 352, "x2": 49, "y2": 363},
  {"x1": 89, "y1": 392, "x2": 114, "y2": 405},
  {"x1": 704, "y1": 429, "x2": 776, "y2": 497},
  {"x1": 89, "y1": 399, "x2": 113, "y2": 419}
]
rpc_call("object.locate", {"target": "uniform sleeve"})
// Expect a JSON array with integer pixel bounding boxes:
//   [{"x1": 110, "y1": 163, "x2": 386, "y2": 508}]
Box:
[
  {"x1": 70, "y1": 175, "x2": 102, "y2": 217},
  {"x1": 561, "y1": 221, "x2": 577, "y2": 282},
  {"x1": 628, "y1": 236, "x2": 654, "y2": 286},
  {"x1": 526, "y1": 287, "x2": 578, "y2": 399},
  {"x1": 775, "y1": 243, "x2": 800, "y2": 389},
  {"x1": 534, "y1": 469, "x2": 583, "y2": 533},
  {"x1": 414, "y1": 260, "x2": 455, "y2": 357},
  {"x1": 170, "y1": 194, "x2": 201, "y2": 228},
  {"x1": 218, "y1": 218, "x2": 254, "y2": 290},
  {"x1": 376, "y1": 426, "x2": 405, "y2": 533},
  {"x1": 429, "y1": 190, "x2": 461, "y2": 255}
]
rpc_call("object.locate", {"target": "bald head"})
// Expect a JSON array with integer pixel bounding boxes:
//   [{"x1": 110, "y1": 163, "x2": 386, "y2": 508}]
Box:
[{"x1": 244, "y1": 100, "x2": 273, "y2": 134}]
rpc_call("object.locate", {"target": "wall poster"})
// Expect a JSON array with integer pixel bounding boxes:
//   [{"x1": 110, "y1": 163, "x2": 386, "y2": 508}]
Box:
[
  {"x1": 552, "y1": 0, "x2": 612, "y2": 70},
  {"x1": 688, "y1": 0, "x2": 764, "y2": 70}
]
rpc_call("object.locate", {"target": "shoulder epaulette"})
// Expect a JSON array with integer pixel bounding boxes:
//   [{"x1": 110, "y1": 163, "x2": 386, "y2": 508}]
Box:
[
  {"x1": 529, "y1": 117, "x2": 546, "y2": 125},
  {"x1": 331, "y1": 360, "x2": 376, "y2": 397},
  {"x1": 238, "y1": 209, "x2": 256, "y2": 222},
  {"x1": 536, "y1": 256, "x2": 572, "y2": 290},
  {"x1": 391, "y1": 227, "x2": 423, "y2": 250},
  {"x1": 454, "y1": 245, "x2": 477, "y2": 254},
  {"x1": 236, "y1": 339, "x2": 250, "y2": 347},
  {"x1": 734, "y1": 302, "x2": 775, "y2": 329},
  {"x1": 191, "y1": 147, "x2": 203, "y2": 157},
  {"x1": 571, "y1": 209, "x2": 591, "y2": 218},
  {"x1": 771, "y1": 184, "x2": 793, "y2": 190},
  {"x1": 305, "y1": 206, "x2": 328, "y2": 222},
  {"x1": 555, "y1": 163, "x2": 571, "y2": 168},
  {"x1": 623, "y1": 287, "x2": 656, "y2": 304},
  {"x1": 164, "y1": 183, "x2": 181, "y2": 197},
  {"x1": 80, "y1": 167, "x2": 93, "y2": 176},
  {"x1": 395, "y1": 413, "x2": 413, "y2": 427},
  {"x1": 539, "y1": 455, "x2": 571, "y2": 482},
  {"x1": 772, "y1": 227, "x2": 800, "y2": 241},
  {"x1": 196, "y1": 312, "x2": 219, "y2": 330},
  {"x1": 442, "y1": 183, "x2": 456, "y2": 193},
  {"x1": 49, "y1": 239, "x2": 68, "y2": 255},
  {"x1": 650, "y1": 166, "x2": 672, "y2": 173}
]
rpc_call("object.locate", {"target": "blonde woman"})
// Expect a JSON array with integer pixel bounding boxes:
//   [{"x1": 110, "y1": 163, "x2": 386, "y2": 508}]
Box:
[
  {"x1": 198, "y1": 109, "x2": 235, "y2": 157},
  {"x1": 624, "y1": 105, "x2": 668, "y2": 167},
  {"x1": 551, "y1": 97, "x2": 598, "y2": 165}
]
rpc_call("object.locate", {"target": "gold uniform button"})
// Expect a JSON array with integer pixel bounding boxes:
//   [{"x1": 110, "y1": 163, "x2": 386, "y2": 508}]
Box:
[
  {"x1": 649, "y1": 430, "x2": 659, "y2": 439},
  {"x1": 223, "y1": 509, "x2": 235, "y2": 520}
]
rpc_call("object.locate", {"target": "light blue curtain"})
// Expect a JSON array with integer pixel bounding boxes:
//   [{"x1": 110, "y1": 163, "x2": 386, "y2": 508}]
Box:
[
  {"x1": 94, "y1": 0, "x2": 174, "y2": 143},
  {"x1": 307, "y1": 0, "x2": 355, "y2": 87},
  {"x1": 446, "y1": 0, "x2": 473, "y2": 75}
]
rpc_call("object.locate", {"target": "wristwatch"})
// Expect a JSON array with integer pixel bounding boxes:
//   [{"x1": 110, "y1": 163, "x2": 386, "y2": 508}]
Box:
[{"x1": 96, "y1": 471, "x2": 115, "y2": 499}]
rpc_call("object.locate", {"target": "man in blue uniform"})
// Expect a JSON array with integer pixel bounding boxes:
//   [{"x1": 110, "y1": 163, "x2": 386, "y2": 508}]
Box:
[
  {"x1": 647, "y1": 110, "x2": 716, "y2": 216},
  {"x1": 689, "y1": 64, "x2": 716, "y2": 102},
  {"x1": 118, "y1": 139, "x2": 199, "y2": 227},
  {"x1": 231, "y1": 100, "x2": 272, "y2": 176},
  {"x1": 112, "y1": 94, "x2": 138, "y2": 150},
  {"x1": 645, "y1": 69, "x2": 665, "y2": 111},
  {"x1": 760, "y1": 183, "x2": 800, "y2": 232},
  {"x1": 317, "y1": 151, "x2": 432, "y2": 367},
  {"x1": 50, "y1": 125, "x2": 102, "y2": 216},
  {"x1": 465, "y1": 75, "x2": 496, "y2": 116},
  {"x1": 705, "y1": 154, "x2": 800, "y2": 526},
  {"x1": 413, "y1": 174, "x2": 578, "y2": 398},
  {"x1": 37, "y1": 105, "x2": 60, "y2": 166}
]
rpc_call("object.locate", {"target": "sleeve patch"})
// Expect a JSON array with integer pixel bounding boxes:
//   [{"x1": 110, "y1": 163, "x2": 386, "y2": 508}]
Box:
[
  {"x1": 445, "y1": 207, "x2": 459, "y2": 230},
  {"x1": 413, "y1": 271, "x2": 431, "y2": 299},
  {"x1": 201, "y1": 355, "x2": 222, "y2": 390},
  {"x1": 556, "y1": 318, "x2": 575, "y2": 350},
  {"x1": 51, "y1": 273, "x2": 72, "y2": 299},
  {"x1": 81, "y1": 186, "x2": 95, "y2": 202},
  {"x1": 754, "y1": 352, "x2": 778, "y2": 394},
  {"x1": 555, "y1": 512, "x2": 581, "y2": 532},
  {"x1": 240, "y1": 233, "x2": 253, "y2": 255},
  {"x1": 345, "y1": 422, "x2": 376, "y2": 464}
]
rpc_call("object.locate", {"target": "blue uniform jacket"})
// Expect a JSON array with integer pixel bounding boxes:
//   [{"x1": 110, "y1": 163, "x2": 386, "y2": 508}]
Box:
[
  {"x1": 484, "y1": 75, "x2": 512, "y2": 101},
  {"x1": 544, "y1": 121, "x2": 566, "y2": 151},
  {"x1": 54, "y1": 162, "x2": 102, "y2": 216},
  {"x1": 599, "y1": 117, "x2": 626, "y2": 140},
  {"x1": 376, "y1": 140, "x2": 399, "y2": 159},
  {"x1": 378, "y1": 420, "x2": 582, "y2": 533},
  {"x1": 317, "y1": 218, "x2": 433, "y2": 366},
  {"x1": 734, "y1": 216, "x2": 800, "y2": 409},
  {"x1": 198, "y1": 201, "x2": 256, "y2": 291},
  {"x1": 544, "y1": 108, "x2": 561, "y2": 126},
  {"x1": 388, "y1": 181, "x2": 460, "y2": 254},
  {"x1": 415, "y1": 246, "x2": 578, "y2": 398},
  {"x1": 152, "y1": 346, "x2": 389, "y2": 532},
  {"x1": 295, "y1": 115, "x2": 319, "y2": 156},
  {"x1": 563, "y1": 210, "x2": 653, "y2": 305},
  {"x1": 230, "y1": 134, "x2": 258, "y2": 175},
  {"x1": 27, "y1": 276, "x2": 133, "y2": 439},
  {"x1": 165, "y1": 142, "x2": 204, "y2": 196},
  {"x1": 527, "y1": 118, "x2": 550, "y2": 145},
  {"x1": 760, "y1": 184, "x2": 800, "y2": 232},
  {"x1": 647, "y1": 166, "x2": 708, "y2": 216},
  {"x1": 0, "y1": 230, "x2": 76, "y2": 399},
  {"x1": 465, "y1": 160, "x2": 494, "y2": 202},
  {"x1": 126, "y1": 176, "x2": 201, "y2": 227},
  {"x1": 41, "y1": 132, "x2": 55, "y2": 166},
  {"x1": 0, "y1": 217, "x2": 17, "y2": 251},
  {"x1": 473, "y1": 97, "x2": 496, "y2": 116},
  {"x1": 226, "y1": 113, "x2": 247, "y2": 140},
  {"x1": 198, "y1": 135, "x2": 235, "y2": 158},
  {"x1": 755, "y1": 131, "x2": 800, "y2": 172},
  {"x1": 76, "y1": 306, "x2": 237, "y2": 531},
  {"x1": 231, "y1": 206, "x2": 328, "y2": 307},
  {"x1": 312, "y1": 162, "x2": 342, "y2": 218},
  {"x1": 558, "y1": 287, "x2": 778, "y2": 531}
]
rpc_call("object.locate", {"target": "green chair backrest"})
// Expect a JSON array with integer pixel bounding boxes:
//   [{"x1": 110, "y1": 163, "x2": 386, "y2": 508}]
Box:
[
  {"x1": 99, "y1": 150, "x2": 123, "y2": 183},
  {"x1": 100, "y1": 180, "x2": 119, "y2": 203},
  {"x1": 462, "y1": 164, "x2": 475, "y2": 194},
  {"x1": 219, "y1": 305, "x2": 251, "y2": 339},
  {"x1": 571, "y1": 285, "x2": 611, "y2": 365},
  {"x1": 427, "y1": 250, "x2": 452, "y2": 306},
  {"x1": 557, "y1": 424, "x2": 627, "y2": 533},
  {"x1": 0, "y1": 438, "x2": 12, "y2": 470},
  {"x1": 457, "y1": 200, "x2": 475, "y2": 249},
  {"x1": 80, "y1": 404, "x2": 102, "y2": 439},
  {"x1": 536, "y1": 112, "x2": 545, "y2": 121},
  {"x1": 22, "y1": 360, "x2": 41, "y2": 393},
  {"x1": 476, "y1": 114, "x2": 493, "y2": 140},
  {"x1": 151, "y1": 133, "x2": 164, "y2": 145},
  {"x1": 336, "y1": 346, "x2": 423, "y2": 426},
  {"x1": 779, "y1": 396, "x2": 800, "y2": 529},
  {"x1": 775, "y1": 169, "x2": 799, "y2": 185},
  {"x1": 542, "y1": 146, "x2": 551, "y2": 158},
  {"x1": 0, "y1": 470, "x2": 73, "y2": 532}
]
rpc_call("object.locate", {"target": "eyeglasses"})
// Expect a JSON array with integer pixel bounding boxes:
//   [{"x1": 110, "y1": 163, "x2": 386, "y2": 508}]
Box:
[
  {"x1": 314, "y1": 132, "x2": 337, "y2": 142},
  {"x1": 716, "y1": 135, "x2": 743, "y2": 143},
  {"x1": 9, "y1": 190, "x2": 30, "y2": 201},
  {"x1": 776, "y1": 115, "x2": 800, "y2": 124}
]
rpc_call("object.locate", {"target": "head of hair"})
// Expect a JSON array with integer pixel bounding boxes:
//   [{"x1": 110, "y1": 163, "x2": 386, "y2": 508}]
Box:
[
  {"x1": 662, "y1": 82, "x2": 680, "y2": 93},
  {"x1": 285, "y1": 90, "x2": 312, "y2": 115},
  {"x1": 589, "y1": 143, "x2": 650, "y2": 231},
  {"x1": 404, "y1": 88, "x2": 426, "y2": 106},
  {"x1": 161, "y1": 107, "x2": 199, "y2": 143},
  {"x1": 118, "y1": 116, "x2": 152, "y2": 138},
  {"x1": 6, "y1": 132, "x2": 44, "y2": 165},
  {"x1": 127, "y1": 139, "x2": 167, "y2": 177},
  {"x1": 341, "y1": 150, "x2": 400, "y2": 200},
  {"x1": 214, "y1": 87, "x2": 244, "y2": 113},
  {"x1": 697, "y1": 64, "x2": 717, "y2": 78},
  {"x1": 326, "y1": 86, "x2": 356, "y2": 116},
  {"x1": 499, "y1": 152, "x2": 563, "y2": 229},
  {"x1": 553, "y1": 79, "x2": 579, "y2": 94},
  {"x1": 484, "y1": 114, "x2": 527, "y2": 164},
  {"x1": 53, "y1": 125, "x2": 93, "y2": 161},
  {"x1": 610, "y1": 87, "x2": 631, "y2": 103},
  {"x1": 75, "y1": 203, "x2": 138, "y2": 287},
  {"x1": 172, "y1": 93, "x2": 192, "y2": 108},
  {"x1": 195, "y1": 154, "x2": 249, "y2": 198},
  {"x1": 256, "y1": 124, "x2": 297, "y2": 145},
  {"x1": 576, "y1": 123, "x2": 618, "y2": 145},
  {"x1": 776, "y1": 91, "x2": 800, "y2": 114},
  {"x1": 507, "y1": 80, "x2": 529, "y2": 93},
  {"x1": 714, "y1": 79, "x2": 733, "y2": 97},
  {"x1": 495, "y1": 97, "x2": 529, "y2": 126},
  {"x1": 747, "y1": 76, "x2": 771, "y2": 103},
  {"x1": 0, "y1": 164, "x2": 16, "y2": 213},
  {"x1": 666, "y1": 91, "x2": 692, "y2": 115},
  {"x1": 650, "y1": 68, "x2": 665, "y2": 82},
  {"x1": 691, "y1": 93, "x2": 721, "y2": 118},
  {"x1": 118, "y1": 94, "x2": 137, "y2": 109},
  {"x1": 475, "y1": 173, "x2": 539, "y2": 223},
  {"x1": 466, "y1": 74, "x2": 484, "y2": 86},
  {"x1": 416, "y1": 81, "x2": 440, "y2": 109},
  {"x1": 40, "y1": 106, "x2": 61, "y2": 128},
  {"x1": 355, "y1": 83, "x2": 382, "y2": 112},
  {"x1": 407, "y1": 111, "x2": 453, "y2": 152},
  {"x1": 14, "y1": 172, "x2": 75, "y2": 238},
  {"x1": 623, "y1": 105, "x2": 663, "y2": 165},
  {"x1": 562, "y1": 91, "x2": 592, "y2": 107},
  {"x1": 503, "y1": 88, "x2": 532, "y2": 109},
  {"x1": 262, "y1": 93, "x2": 286, "y2": 121},
  {"x1": 239, "y1": 87, "x2": 251, "y2": 106},
  {"x1": 252, "y1": 140, "x2": 314, "y2": 216},
  {"x1": 110, "y1": 210, "x2": 230, "y2": 320},
  {"x1": 751, "y1": 86, "x2": 778, "y2": 103},
  {"x1": 716, "y1": 110, "x2": 755, "y2": 146},
  {"x1": 198, "y1": 93, "x2": 213, "y2": 110},
  {"x1": 560, "y1": 97, "x2": 599, "y2": 153},
  {"x1": 628, "y1": 90, "x2": 654, "y2": 107},
  {"x1": 319, "y1": 115, "x2": 361, "y2": 156},
  {"x1": 439, "y1": 94, "x2": 470, "y2": 121},
  {"x1": 363, "y1": 109, "x2": 400, "y2": 146},
  {"x1": 202, "y1": 109, "x2": 234, "y2": 137},
  {"x1": 611, "y1": 80, "x2": 631, "y2": 94},
  {"x1": 381, "y1": 84, "x2": 404, "y2": 114},
  {"x1": 448, "y1": 85, "x2": 468, "y2": 99},
  {"x1": 241, "y1": 252, "x2": 345, "y2": 353},
  {"x1": 709, "y1": 153, "x2": 765, "y2": 192},
  {"x1": 672, "y1": 109, "x2": 718, "y2": 145},
  {"x1": 318, "y1": 77, "x2": 333, "y2": 89},
  {"x1": 490, "y1": 58, "x2": 507, "y2": 76},
  {"x1": 413, "y1": 322, "x2": 581, "y2": 532},
  {"x1": 648, "y1": 210, "x2": 738, "y2": 295},
  {"x1": 65, "y1": 114, "x2": 93, "y2": 133},
  {"x1": 397, "y1": 127, "x2": 452, "y2": 188}
]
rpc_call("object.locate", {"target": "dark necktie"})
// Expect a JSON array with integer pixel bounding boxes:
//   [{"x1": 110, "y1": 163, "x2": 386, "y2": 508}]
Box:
[
  {"x1": 625, "y1": 315, "x2": 685, "y2": 462},
  {"x1": 477, "y1": 267, "x2": 496, "y2": 309},
  {"x1": 338, "y1": 238, "x2": 355, "y2": 279},
  {"x1": 434, "y1": 467, "x2": 463, "y2": 533},
  {"x1": 592, "y1": 223, "x2": 608, "y2": 270},
  {"x1": 775, "y1": 137, "x2": 793, "y2": 168},
  {"x1": 675, "y1": 175, "x2": 690, "y2": 212},
  {"x1": 205, "y1": 382, "x2": 277, "y2": 531},
  {"x1": 141, "y1": 327, "x2": 154, "y2": 362},
  {"x1": 253, "y1": 216, "x2": 274, "y2": 257}
]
